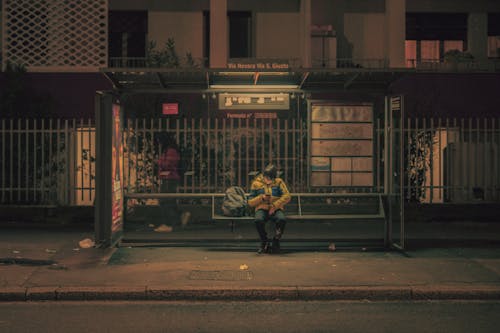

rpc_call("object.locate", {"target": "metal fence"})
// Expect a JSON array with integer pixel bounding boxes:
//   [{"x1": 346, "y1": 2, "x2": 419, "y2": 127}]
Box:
[
  {"x1": 1, "y1": 117, "x2": 499, "y2": 206},
  {"x1": 123, "y1": 117, "x2": 309, "y2": 194},
  {"x1": 405, "y1": 118, "x2": 500, "y2": 203},
  {"x1": 0, "y1": 119, "x2": 95, "y2": 205}
]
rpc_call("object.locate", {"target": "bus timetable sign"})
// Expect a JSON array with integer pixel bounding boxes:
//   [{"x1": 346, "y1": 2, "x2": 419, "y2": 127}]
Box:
[{"x1": 219, "y1": 93, "x2": 290, "y2": 110}]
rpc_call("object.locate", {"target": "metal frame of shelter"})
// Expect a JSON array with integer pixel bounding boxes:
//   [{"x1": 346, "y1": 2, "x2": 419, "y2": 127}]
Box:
[
  {"x1": 95, "y1": 67, "x2": 406, "y2": 249},
  {"x1": 102, "y1": 67, "x2": 406, "y2": 93}
]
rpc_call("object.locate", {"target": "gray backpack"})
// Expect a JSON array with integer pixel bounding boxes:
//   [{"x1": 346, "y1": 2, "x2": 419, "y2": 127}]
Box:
[{"x1": 222, "y1": 186, "x2": 248, "y2": 217}]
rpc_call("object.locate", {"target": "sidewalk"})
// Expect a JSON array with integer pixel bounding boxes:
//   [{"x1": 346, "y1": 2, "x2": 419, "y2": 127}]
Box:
[{"x1": 1, "y1": 223, "x2": 500, "y2": 301}]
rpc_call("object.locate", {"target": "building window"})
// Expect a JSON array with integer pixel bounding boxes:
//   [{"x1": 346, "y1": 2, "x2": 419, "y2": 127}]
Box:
[
  {"x1": 444, "y1": 40, "x2": 464, "y2": 54},
  {"x1": 420, "y1": 40, "x2": 440, "y2": 63},
  {"x1": 406, "y1": 13, "x2": 467, "y2": 67},
  {"x1": 488, "y1": 13, "x2": 500, "y2": 58},
  {"x1": 109, "y1": 11, "x2": 148, "y2": 66},
  {"x1": 203, "y1": 11, "x2": 210, "y2": 66},
  {"x1": 406, "y1": 40, "x2": 464, "y2": 67},
  {"x1": 203, "y1": 11, "x2": 252, "y2": 64},
  {"x1": 228, "y1": 11, "x2": 252, "y2": 58},
  {"x1": 405, "y1": 40, "x2": 417, "y2": 67},
  {"x1": 488, "y1": 36, "x2": 500, "y2": 58}
]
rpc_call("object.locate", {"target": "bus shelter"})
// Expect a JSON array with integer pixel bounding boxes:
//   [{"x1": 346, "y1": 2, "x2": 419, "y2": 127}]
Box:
[{"x1": 95, "y1": 67, "x2": 406, "y2": 250}]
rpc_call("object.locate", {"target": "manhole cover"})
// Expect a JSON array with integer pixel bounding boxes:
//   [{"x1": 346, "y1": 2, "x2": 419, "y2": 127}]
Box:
[{"x1": 189, "y1": 270, "x2": 253, "y2": 281}]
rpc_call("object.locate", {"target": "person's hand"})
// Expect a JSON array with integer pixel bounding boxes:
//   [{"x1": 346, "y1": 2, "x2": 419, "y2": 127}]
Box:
[{"x1": 269, "y1": 206, "x2": 276, "y2": 215}]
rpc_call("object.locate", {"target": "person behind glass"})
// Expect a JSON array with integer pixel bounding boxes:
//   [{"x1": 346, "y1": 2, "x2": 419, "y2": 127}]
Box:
[
  {"x1": 158, "y1": 141, "x2": 190, "y2": 227},
  {"x1": 248, "y1": 164, "x2": 291, "y2": 254}
]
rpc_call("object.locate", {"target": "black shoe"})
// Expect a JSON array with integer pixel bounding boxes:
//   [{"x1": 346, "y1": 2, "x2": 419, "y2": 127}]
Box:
[
  {"x1": 271, "y1": 238, "x2": 280, "y2": 254},
  {"x1": 258, "y1": 241, "x2": 270, "y2": 254}
]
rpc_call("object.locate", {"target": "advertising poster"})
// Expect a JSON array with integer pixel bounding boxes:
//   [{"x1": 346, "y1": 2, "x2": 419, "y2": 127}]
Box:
[{"x1": 111, "y1": 104, "x2": 124, "y2": 232}]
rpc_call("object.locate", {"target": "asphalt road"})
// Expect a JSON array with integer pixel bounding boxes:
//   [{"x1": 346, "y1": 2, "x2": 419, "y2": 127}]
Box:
[{"x1": 1, "y1": 300, "x2": 499, "y2": 333}]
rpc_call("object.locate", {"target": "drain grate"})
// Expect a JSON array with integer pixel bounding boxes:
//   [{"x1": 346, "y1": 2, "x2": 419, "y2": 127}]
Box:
[{"x1": 189, "y1": 270, "x2": 253, "y2": 281}]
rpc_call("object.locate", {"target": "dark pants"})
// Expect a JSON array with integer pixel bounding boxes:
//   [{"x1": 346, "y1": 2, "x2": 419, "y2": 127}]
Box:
[
  {"x1": 160, "y1": 179, "x2": 181, "y2": 221},
  {"x1": 254, "y1": 209, "x2": 287, "y2": 242}
]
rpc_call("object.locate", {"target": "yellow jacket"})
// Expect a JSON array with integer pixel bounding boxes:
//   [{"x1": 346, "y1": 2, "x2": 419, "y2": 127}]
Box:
[{"x1": 247, "y1": 174, "x2": 291, "y2": 211}]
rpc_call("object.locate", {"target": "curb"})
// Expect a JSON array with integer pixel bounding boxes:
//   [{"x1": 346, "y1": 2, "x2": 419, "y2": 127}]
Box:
[
  {"x1": 411, "y1": 286, "x2": 500, "y2": 300},
  {"x1": 2, "y1": 286, "x2": 500, "y2": 301}
]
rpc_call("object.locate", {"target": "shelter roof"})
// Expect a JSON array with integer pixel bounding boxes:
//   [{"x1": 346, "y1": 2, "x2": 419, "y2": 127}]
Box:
[{"x1": 101, "y1": 67, "x2": 412, "y2": 93}]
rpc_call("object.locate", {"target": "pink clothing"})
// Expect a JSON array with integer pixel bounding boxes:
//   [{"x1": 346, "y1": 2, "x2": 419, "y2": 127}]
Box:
[{"x1": 158, "y1": 147, "x2": 181, "y2": 181}]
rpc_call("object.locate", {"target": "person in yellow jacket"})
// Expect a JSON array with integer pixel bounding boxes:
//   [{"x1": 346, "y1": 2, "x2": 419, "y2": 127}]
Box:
[{"x1": 248, "y1": 164, "x2": 291, "y2": 254}]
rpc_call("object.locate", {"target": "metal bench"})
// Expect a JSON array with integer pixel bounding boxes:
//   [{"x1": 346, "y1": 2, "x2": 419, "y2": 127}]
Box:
[
  {"x1": 212, "y1": 192, "x2": 386, "y2": 230},
  {"x1": 124, "y1": 192, "x2": 387, "y2": 232}
]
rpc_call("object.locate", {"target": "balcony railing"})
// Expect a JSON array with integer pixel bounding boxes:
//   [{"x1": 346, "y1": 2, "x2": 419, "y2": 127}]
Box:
[
  {"x1": 109, "y1": 57, "x2": 390, "y2": 70},
  {"x1": 311, "y1": 58, "x2": 390, "y2": 69},
  {"x1": 109, "y1": 57, "x2": 148, "y2": 68},
  {"x1": 407, "y1": 58, "x2": 500, "y2": 72},
  {"x1": 107, "y1": 57, "x2": 500, "y2": 72},
  {"x1": 108, "y1": 56, "x2": 207, "y2": 69}
]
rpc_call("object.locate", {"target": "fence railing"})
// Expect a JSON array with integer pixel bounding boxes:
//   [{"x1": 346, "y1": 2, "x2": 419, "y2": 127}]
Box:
[
  {"x1": 404, "y1": 118, "x2": 500, "y2": 203},
  {"x1": 0, "y1": 119, "x2": 95, "y2": 205},
  {"x1": 123, "y1": 117, "x2": 309, "y2": 195},
  {"x1": 1, "y1": 117, "x2": 499, "y2": 206}
]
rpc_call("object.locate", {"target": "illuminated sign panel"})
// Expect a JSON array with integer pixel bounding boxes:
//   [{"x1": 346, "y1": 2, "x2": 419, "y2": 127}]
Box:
[
  {"x1": 310, "y1": 104, "x2": 374, "y2": 187},
  {"x1": 162, "y1": 103, "x2": 179, "y2": 115},
  {"x1": 111, "y1": 104, "x2": 123, "y2": 233},
  {"x1": 218, "y1": 93, "x2": 290, "y2": 110},
  {"x1": 227, "y1": 60, "x2": 289, "y2": 70}
]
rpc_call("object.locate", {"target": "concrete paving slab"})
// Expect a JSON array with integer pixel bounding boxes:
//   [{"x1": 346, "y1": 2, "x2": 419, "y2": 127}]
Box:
[{"x1": 2, "y1": 227, "x2": 500, "y2": 301}]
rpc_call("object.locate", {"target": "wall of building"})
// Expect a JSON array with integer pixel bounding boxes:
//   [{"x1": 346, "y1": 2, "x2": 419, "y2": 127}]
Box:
[
  {"x1": 344, "y1": 13, "x2": 386, "y2": 62},
  {"x1": 2, "y1": 1, "x2": 108, "y2": 72},
  {"x1": 255, "y1": 12, "x2": 301, "y2": 60},
  {"x1": 109, "y1": 0, "x2": 299, "y2": 12},
  {"x1": 109, "y1": 0, "x2": 208, "y2": 11},
  {"x1": 148, "y1": 12, "x2": 204, "y2": 61},
  {"x1": 311, "y1": 0, "x2": 386, "y2": 61}
]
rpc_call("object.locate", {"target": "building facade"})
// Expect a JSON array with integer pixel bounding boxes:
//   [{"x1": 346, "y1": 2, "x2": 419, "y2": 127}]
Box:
[
  {"x1": 1, "y1": 0, "x2": 499, "y2": 72},
  {"x1": 0, "y1": 0, "x2": 499, "y2": 119},
  {"x1": 0, "y1": 0, "x2": 499, "y2": 208}
]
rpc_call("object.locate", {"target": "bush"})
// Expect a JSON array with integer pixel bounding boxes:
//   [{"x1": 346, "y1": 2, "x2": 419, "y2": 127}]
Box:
[{"x1": 443, "y1": 50, "x2": 474, "y2": 63}]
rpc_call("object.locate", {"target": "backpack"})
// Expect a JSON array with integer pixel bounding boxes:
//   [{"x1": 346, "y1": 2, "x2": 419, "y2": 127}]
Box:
[{"x1": 222, "y1": 186, "x2": 248, "y2": 217}]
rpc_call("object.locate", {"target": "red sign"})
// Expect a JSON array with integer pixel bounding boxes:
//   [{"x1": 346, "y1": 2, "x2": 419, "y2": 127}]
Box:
[{"x1": 162, "y1": 103, "x2": 178, "y2": 115}]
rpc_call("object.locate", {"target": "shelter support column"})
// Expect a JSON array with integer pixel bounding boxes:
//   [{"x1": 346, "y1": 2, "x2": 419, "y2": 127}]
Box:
[
  {"x1": 210, "y1": 0, "x2": 228, "y2": 68},
  {"x1": 385, "y1": 0, "x2": 406, "y2": 68},
  {"x1": 467, "y1": 13, "x2": 488, "y2": 62}
]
